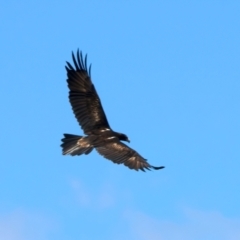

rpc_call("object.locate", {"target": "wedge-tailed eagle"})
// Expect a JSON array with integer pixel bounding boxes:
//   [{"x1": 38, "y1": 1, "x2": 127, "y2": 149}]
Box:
[{"x1": 61, "y1": 50, "x2": 164, "y2": 171}]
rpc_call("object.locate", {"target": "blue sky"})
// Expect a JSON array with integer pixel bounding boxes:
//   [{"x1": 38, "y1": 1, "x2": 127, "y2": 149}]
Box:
[{"x1": 1, "y1": 1, "x2": 240, "y2": 239}]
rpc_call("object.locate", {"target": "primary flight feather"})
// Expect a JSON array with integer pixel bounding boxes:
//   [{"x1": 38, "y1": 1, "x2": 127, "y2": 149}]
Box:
[{"x1": 61, "y1": 50, "x2": 164, "y2": 171}]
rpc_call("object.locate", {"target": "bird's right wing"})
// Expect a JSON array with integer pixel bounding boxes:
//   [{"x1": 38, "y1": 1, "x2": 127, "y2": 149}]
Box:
[
  {"x1": 65, "y1": 50, "x2": 111, "y2": 134},
  {"x1": 96, "y1": 141, "x2": 164, "y2": 171}
]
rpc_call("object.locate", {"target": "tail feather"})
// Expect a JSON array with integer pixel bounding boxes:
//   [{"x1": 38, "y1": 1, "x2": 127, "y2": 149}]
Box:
[{"x1": 61, "y1": 134, "x2": 93, "y2": 156}]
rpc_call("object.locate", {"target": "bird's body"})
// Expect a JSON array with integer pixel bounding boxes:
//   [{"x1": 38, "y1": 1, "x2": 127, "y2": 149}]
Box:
[{"x1": 61, "y1": 50, "x2": 164, "y2": 171}]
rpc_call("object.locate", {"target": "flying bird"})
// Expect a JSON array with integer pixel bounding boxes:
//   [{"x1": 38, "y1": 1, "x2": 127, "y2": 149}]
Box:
[{"x1": 61, "y1": 50, "x2": 165, "y2": 171}]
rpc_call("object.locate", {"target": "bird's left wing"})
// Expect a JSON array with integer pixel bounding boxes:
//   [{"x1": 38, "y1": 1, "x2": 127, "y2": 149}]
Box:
[
  {"x1": 96, "y1": 141, "x2": 164, "y2": 171},
  {"x1": 65, "y1": 50, "x2": 111, "y2": 134}
]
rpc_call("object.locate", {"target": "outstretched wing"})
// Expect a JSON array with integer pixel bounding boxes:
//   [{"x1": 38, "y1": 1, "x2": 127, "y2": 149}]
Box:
[
  {"x1": 96, "y1": 141, "x2": 164, "y2": 171},
  {"x1": 65, "y1": 50, "x2": 110, "y2": 134}
]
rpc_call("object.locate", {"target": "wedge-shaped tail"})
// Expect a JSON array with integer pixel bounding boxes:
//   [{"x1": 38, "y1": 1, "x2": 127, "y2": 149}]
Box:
[{"x1": 61, "y1": 134, "x2": 93, "y2": 156}]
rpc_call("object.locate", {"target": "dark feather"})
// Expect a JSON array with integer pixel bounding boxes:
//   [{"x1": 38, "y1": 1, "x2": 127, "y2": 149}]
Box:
[
  {"x1": 61, "y1": 134, "x2": 93, "y2": 156},
  {"x1": 96, "y1": 141, "x2": 164, "y2": 171},
  {"x1": 65, "y1": 50, "x2": 110, "y2": 135},
  {"x1": 61, "y1": 50, "x2": 165, "y2": 172}
]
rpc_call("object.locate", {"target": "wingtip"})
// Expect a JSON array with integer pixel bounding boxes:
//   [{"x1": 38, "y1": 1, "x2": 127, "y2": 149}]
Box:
[
  {"x1": 137, "y1": 165, "x2": 165, "y2": 172},
  {"x1": 152, "y1": 166, "x2": 165, "y2": 170}
]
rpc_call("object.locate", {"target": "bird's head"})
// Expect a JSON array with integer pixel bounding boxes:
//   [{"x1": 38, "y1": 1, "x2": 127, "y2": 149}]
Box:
[{"x1": 119, "y1": 133, "x2": 130, "y2": 143}]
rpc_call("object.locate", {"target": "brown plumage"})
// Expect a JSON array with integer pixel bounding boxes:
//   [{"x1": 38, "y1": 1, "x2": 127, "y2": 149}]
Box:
[{"x1": 61, "y1": 50, "x2": 164, "y2": 171}]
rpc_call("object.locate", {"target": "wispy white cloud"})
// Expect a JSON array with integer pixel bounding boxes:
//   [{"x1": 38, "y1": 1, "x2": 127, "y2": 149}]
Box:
[
  {"x1": 97, "y1": 184, "x2": 115, "y2": 209},
  {"x1": 70, "y1": 179, "x2": 91, "y2": 206},
  {"x1": 0, "y1": 209, "x2": 56, "y2": 240},
  {"x1": 69, "y1": 178, "x2": 115, "y2": 209},
  {"x1": 124, "y1": 208, "x2": 240, "y2": 240},
  {"x1": 0, "y1": 211, "x2": 24, "y2": 240},
  {"x1": 68, "y1": 178, "x2": 240, "y2": 240}
]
